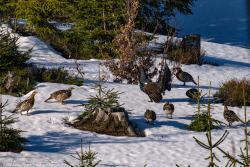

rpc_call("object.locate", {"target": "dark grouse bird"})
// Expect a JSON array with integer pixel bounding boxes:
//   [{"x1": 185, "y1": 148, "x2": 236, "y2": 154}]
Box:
[
  {"x1": 138, "y1": 65, "x2": 172, "y2": 103},
  {"x1": 156, "y1": 64, "x2": 172, "y2": 95},
  {"x1": 144, "y1": 109, "x2": 156, "y2": 124},
  {"x1": 224, "y1": 106, "x2": 240, "y2": 126},
  {"x1": 12, "y1": 91, "x2": 37, "y2": 115},
  {"x1": 186, "y1": 88, "x2": 201, "y2": 99},
  {"x1": 163, "y1": 102, "x2": 175, "y2": 119},
  {"x1": 173, "y1": 67, "x2": 197, "y2": 86},
  {"x1": 44, "y1": 87, "x2": 74, "y2": 104}
]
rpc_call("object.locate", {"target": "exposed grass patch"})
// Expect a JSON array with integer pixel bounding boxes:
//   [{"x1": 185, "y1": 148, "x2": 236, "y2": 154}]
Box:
[
  {"x1": 214, "y1": 78, "x2": 250, "y2": 107},
  {"x1": 167, "y1": 45, "x2": 205, "y2": 65},
  {"x1": 0, "y1": 66, "x2": 82, "y2": 96},
  {"x1": 33, "y1": 67, "x2": 82, "y2": 86}
]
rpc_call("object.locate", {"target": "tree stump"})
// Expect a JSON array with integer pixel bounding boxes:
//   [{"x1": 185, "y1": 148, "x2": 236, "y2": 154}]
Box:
[{"x1": 72, "y1": 107, "x2": 144, "y2": 137}]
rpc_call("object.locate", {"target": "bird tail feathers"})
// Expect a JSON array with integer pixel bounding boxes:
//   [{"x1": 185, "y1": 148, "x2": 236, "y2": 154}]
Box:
[
  {"x1": 11, "y1": 108, "x2": 17, "y2": 113},
  {"x1": 193, "y1": 80, "x2": 197, "y2": 85},
  {"x1": 149, "y1": 93, "x2": 162, "y2": 103}
]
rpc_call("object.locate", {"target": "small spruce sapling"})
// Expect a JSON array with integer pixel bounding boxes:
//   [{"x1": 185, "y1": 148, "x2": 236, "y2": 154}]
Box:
[
  {"x1": 64, "y1": 139, "x2": 101, "y2": 167},
  {"x1": 193, "y1": 82, "x2": 229, "y2": 166},
  {"x1": 80, "y1": 63, "x2": 122, "y2": 118},
  {"x1": 188, "y1": 78, "x2": 225, "y2": 132},
  {"x1": 0, "y1": 98, "x2": 26, "y2": 152}
]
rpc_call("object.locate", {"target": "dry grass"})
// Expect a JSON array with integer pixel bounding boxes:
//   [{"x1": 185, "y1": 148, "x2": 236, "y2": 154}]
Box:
[
  {"x1": 214, "y1": 78, "x2": 250, "y2": 107},
  {"x1": 167, "y1": 44, "x2": 205, "y2": 65}
]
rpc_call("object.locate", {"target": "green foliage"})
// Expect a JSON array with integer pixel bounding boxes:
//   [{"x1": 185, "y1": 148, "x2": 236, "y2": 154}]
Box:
[
  {"x1": 0, "y1": 0, "x2": 17, "y2": 21},
  {"x1": 188, "y1": 112, "x2": 224, "y2": 132},
  {"x1": 64, "y1": 0, "x2": 126, "y2": 59},
  {"x1": 214, "y1": 78, "x2": 250, "y2": 106},
  {"x1": 0, "y1": 101, "x2": 26, "y2": 152},
  {"x1": 0, "y1": 67, "x2": 36, "y2": 96},
  {"x1": 64, "y1": 139, "x2": 101, "y2": 167},
  {"x1": 0, "y1": 29, "x2": 30, "y2": 70},
  {"x1": 188, "y1": 80, "x2": 225, "y2": 132},
  {"x1": 15, "y1": 0, "x2": 66, "y2": 29},
  {"x1": 1, "y1": 0, "x2": 197, "y2": 59},
  {"x1": 0, "y1": 66, "x2": 82, "y2": 96},
  {"x1": 82, "y1": 86, "x2": 122, "y2": 116},
  {"x1": 33, "y1": 67, "x2": 82, "y2": 86},
  {"x1": 11, "y1": 0, "x2": 126, "y2": 59}
]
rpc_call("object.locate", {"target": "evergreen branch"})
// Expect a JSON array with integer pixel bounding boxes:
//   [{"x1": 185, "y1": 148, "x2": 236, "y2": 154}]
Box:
[
  {"x1": 217, "y1": 147, "x2": 244, "y2": 166},
  {"x1": 193, "y1": 136, "x2": 210, "y2": 149},
  {"x1": 213, "y1": 130, "x2": 229, "y2": 148}
]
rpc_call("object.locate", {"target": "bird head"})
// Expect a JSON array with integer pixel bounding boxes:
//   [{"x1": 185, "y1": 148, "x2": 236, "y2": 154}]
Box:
[
  {"x1": 224, "y1": 105, "x2": 228, "y2": 110},
  {"x1": 29, "y1": 91, "x2": 37, "y2": 98},
  {"x1": 173, "y1": 67, "x2": 182, "y2": 74}
]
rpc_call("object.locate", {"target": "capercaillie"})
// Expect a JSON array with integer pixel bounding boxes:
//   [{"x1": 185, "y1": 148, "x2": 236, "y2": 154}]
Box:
[
  {"x1": 224, "y1": 106, "x2": 239, "y2": 126},
  {"x1": 173, "y1": 67, "x2": 197, "y2": 86},
  {"x1": 44, "y1": 87, "x2": 74, "y2": 104},
  {"x1": 12, "y1": 91, "x2": 37, "y2": 115},
  {"x1": 163, "y1": 102, "x2": 175, "y2": 119},
  {"x1": 144, "y1": 109, "x2": 156, "y2": 124}
]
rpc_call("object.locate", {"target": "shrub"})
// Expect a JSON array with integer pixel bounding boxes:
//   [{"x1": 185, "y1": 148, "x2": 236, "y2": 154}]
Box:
[
  {"x1": 9, "y1": 20, "x2": 36, "y2": 37},
  {"x1": 214, "y1": 78, "x2": 250, "y2": 106},
  {"x1": 0, "y1": 66, "x2": 82, "y2": 96},
  {"x1": 188, "y1": 112, "x2": 223, "y2": 132},
  {"x1": 107, "y1": 0, "x2": 158, "y2": 84},
  {"x1": 33, "y1": 67, "x2": 82, "y2": 86},
  {"x1": 0, "y1": 101, "x2": 26, "y2": 152}
]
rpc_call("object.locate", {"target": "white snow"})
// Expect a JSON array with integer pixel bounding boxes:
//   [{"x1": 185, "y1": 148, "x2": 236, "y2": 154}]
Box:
[{"x1": 0, "y1": 27, "x2": 250, "y2": 167}]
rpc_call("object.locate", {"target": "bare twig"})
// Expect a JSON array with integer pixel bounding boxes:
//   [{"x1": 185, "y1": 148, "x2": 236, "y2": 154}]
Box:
[{"x1": 74, "y1": 59, "x2": 85, "y2": 79}]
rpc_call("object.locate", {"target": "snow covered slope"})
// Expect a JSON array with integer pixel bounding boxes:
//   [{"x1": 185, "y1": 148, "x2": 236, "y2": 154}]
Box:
[{"x1": 1, "y1": 30, "x2": 250, "y2": 167}]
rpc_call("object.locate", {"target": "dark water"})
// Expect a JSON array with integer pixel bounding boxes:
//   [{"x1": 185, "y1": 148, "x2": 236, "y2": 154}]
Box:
[{"x1": 175, "y1": 0, "x2": 250, "y2": 48}]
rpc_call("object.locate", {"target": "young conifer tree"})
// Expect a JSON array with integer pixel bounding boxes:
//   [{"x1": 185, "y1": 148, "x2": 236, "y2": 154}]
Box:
[
  {"x1": 0, "y1": 28, "x2": 30, "y2": 71},
  {"x1": 0, "y1": 98, "x2": 25, "y2": 152},
  {"x1": 68, "y1": 0, "x2": 127, "y2": 58},
  {"x1": 64, "y1": 139, "x2": 101, "y2": 167},
  {"x1": 193, "y1": 82, "x2": 229, "y2": 167}
]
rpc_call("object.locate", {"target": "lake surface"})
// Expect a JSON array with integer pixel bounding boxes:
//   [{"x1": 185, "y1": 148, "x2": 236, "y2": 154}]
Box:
[{"x1": 175, "y1": 0, "x2": 249, "y2": 48}]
